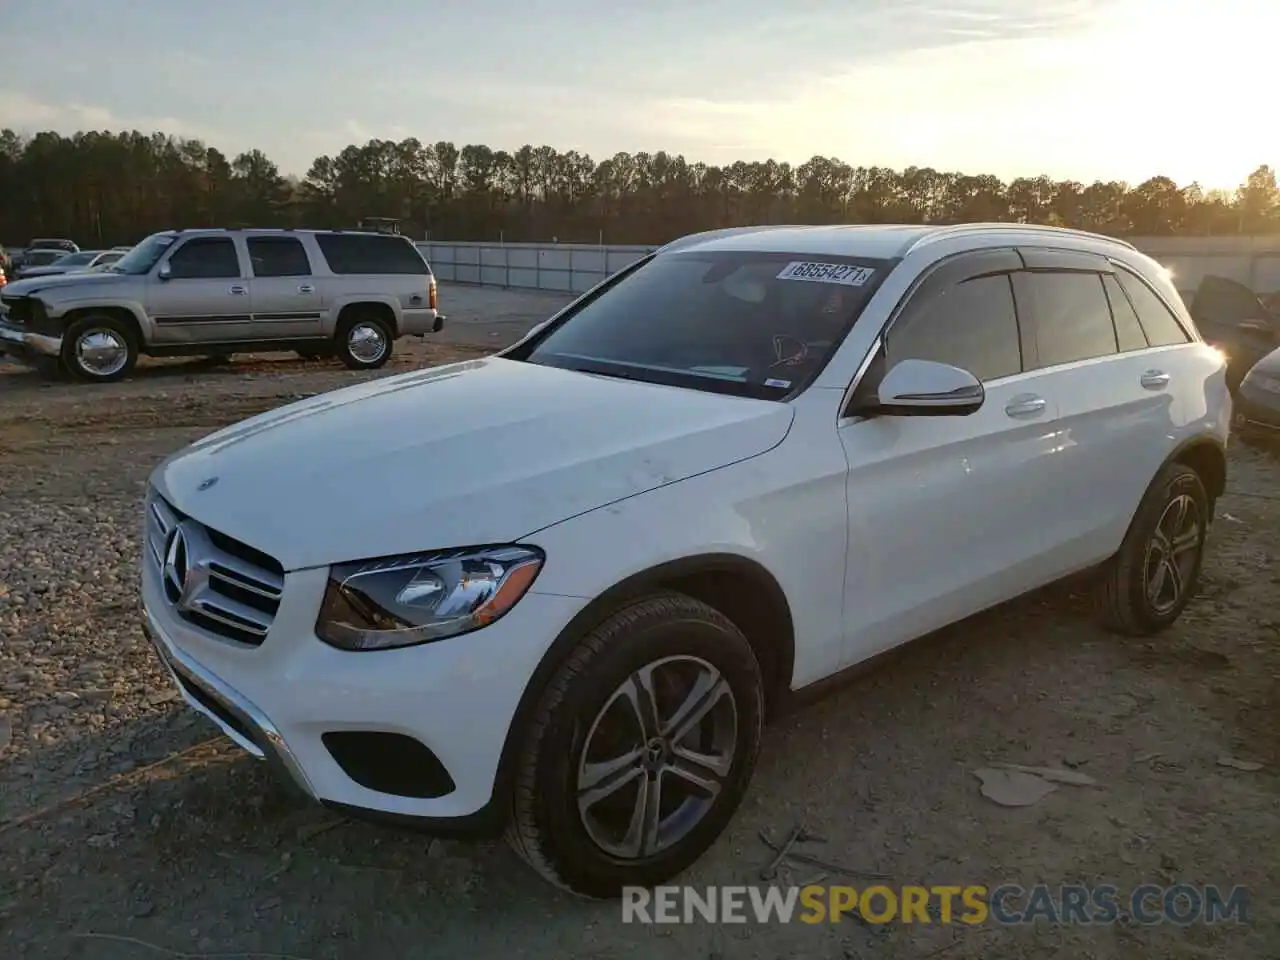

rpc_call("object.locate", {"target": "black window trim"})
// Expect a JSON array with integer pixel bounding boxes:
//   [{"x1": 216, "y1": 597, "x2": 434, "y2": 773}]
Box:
[
  {"x1": 162, "y1": 235, "x2": 243, "y2": 280},
  {"x1": 1101, "y1": 272, "x2": 1151, "y2": 353},
  {"x1": 841, "y1": 247, "x2": 1027, "y2": 418},
  {"x1": 1107, "y1": 259, "x2": 1197, "y2": 344}
]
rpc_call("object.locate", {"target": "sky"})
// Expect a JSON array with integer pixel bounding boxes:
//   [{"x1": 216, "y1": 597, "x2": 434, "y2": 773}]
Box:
[{"x1": 1, "y1": 0, "x2": 1273, "y2": 190}]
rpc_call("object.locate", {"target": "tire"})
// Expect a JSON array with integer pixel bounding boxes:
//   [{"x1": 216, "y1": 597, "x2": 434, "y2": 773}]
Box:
[
  {"x1": 60, "y1": 314, "x2": 137, "y2": 383},
  {"x1": 506, "y1": 592, "x2": 764, "y2": 898},
  {"x1": 1094, "y1": 462, "x2": 1209, "y2": 636},
  {"x1": 335, "y1": 313, "x2": 393, "y2": 370}
]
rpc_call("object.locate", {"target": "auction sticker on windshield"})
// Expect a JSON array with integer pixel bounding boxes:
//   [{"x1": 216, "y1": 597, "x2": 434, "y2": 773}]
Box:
[{"x1": 777, "y1": 261, "x2": 876, "y2": 286}]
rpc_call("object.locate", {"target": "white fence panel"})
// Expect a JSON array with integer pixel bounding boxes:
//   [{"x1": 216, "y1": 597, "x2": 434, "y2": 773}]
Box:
[{"x1": 418, "y1": 235, "x2": 1280, "y2": 298}]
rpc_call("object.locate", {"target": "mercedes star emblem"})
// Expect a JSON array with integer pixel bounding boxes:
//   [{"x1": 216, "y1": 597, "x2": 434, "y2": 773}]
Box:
[
  {"x1": 197, "y1": 476, "x2": 219, "y2": 491},
  {"x1": 162, "y1": 525, "x2": 190, "y2": 603}
]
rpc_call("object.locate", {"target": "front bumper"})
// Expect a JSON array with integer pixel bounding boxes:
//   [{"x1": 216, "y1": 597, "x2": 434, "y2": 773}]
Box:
[
  {"x1": 140, "y1": 549, "x2": 585, "y2": 823},
  {"x1": 0, "y1": 320, "x2": 61, "y2": 361}
]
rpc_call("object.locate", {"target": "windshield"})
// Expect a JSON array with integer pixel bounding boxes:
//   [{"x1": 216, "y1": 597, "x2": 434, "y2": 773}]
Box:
[
  {"x1": 108, "y1": 233, "x2": 176, "y2": 275},
  {"x1": 518, "y1": 250, "x2": 891, "y2": 399},
  {"x1": 54, "y1": 252, "x2": 97, "y2": 267},
  {"x1": 25, "y1": 250, "x2": 62, "y2": 266}
]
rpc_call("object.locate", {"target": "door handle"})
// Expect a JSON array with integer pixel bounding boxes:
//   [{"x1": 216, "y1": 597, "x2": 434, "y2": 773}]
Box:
[
  {"x1": 297, "y1": 284, "x2": 315, "y2": 294},
  {"x1": 1140, "y1": 370, "x2": 1171, "y2": 390},
  {"x1": 228, "y1": 285, "x2": 247, "y2": 296},
  {"x1": 1004, "y1": 394, "x2": 1048, "y2": 419}
]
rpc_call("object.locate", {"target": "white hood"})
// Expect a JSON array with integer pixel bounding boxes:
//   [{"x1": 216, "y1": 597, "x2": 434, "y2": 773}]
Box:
[{"x1": 153, "y1": 357, "x2": 793, "y2": 570}]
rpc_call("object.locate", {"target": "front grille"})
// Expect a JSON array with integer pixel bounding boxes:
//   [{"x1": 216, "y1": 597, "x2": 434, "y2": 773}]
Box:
[
  {"x1": 1, "y1": 295, "x2": 30, "y2": 325},
  {"x1": 145, "y1": 490, "x2": 284, "y2": 646}
]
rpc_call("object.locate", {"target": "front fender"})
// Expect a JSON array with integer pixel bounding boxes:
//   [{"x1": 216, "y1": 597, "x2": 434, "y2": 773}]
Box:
[
  {"x1": 43, "y1": 297, "x2": 152, "y2": 338},
  {"x1": 521, "y1": 403, "x2": 846, "y2": 691}
]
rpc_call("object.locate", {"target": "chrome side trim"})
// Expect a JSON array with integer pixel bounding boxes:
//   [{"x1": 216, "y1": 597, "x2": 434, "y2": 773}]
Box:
[{"x1": 142, "y1": 608, "x2": 317, "y2": 798}]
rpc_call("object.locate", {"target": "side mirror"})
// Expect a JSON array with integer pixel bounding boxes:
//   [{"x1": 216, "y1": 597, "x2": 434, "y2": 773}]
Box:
[
  {"x1": 157, "y1": 262, "x2": 171, "y2": 281},
  {"x1": 861, "y1": 359, "x2": 985, "y2": 417}
]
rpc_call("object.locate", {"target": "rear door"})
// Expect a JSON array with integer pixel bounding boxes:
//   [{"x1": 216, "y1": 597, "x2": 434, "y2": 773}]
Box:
[
  {"x1": 245, "y1": 235, "x2": 324, "y2": 341},
  {"x1": 838, "y1": 249, "x2": 1069, "y2": 663},
  {"x1": 1011, "y1": 250, "x2": 1188, "y2": 572},
  {"x1": 146, "y1": 236, "x2": 249, "y2": 345}
]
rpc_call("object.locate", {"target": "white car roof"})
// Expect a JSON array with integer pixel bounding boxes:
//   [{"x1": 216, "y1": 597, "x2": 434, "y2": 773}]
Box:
[{"x1": 659, "y1": 223, "x2": 1137, "y2": 261}]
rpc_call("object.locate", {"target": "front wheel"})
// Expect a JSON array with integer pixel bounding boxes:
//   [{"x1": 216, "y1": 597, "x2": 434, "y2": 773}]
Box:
[
  {"x1": 506, "y1": 593, "x2": 764, "y2": 898},
  {"x1": 335, "y1": 314, "x2": 393, "y2": 370},
  {"x1": 1094, "y1": 462, "x2": 1209, "y2": 635},
  {"x1": 60, "y1": 314, "x2": 138, "y2": 383}
]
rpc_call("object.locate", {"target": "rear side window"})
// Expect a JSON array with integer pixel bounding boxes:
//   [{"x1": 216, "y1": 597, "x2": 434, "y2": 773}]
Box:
[
  {"x1": 248, "y1": 237, "x2": 312, "y2": 277},
  {"x1": 1102, "y1": 274, "x2": 1149, "y2": 352},
  {"x1": 166, "y1": 238, "x2": 241, "y2": 279},
  {"x1": 887, "y1": 273, "x2": 1022, "y2": 382},
  {"x1": 1115, "y1": 268, "x2": 1192, "y2": 347},
  {"x1": 315, "y1": 234, "x2": 429, "y2": 275},
  {"x1": 1015, "y1": 271, "x2": 1116, "y2": 368}
]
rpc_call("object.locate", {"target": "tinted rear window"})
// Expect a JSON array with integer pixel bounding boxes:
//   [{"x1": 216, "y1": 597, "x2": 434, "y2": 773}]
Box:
[{"x1": 315, "y1": 234, "x2": 429, "y2": 275}]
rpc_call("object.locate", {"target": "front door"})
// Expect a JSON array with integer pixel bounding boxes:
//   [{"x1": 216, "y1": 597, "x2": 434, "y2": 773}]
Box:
[
  {"x1": 245, "y1": 235, "x2": 324, "y2": 341},
  {"x1": 146, "y1": 236, "x2": 250, "y2": 345},
  {"x1": 837, "y1": 249, "x2": 1066, "y2": 664}
]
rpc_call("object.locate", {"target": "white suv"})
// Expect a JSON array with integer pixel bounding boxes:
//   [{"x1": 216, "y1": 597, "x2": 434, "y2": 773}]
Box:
[{"x1": 139, "y1": 223, "x2": 1230, "y2": 898}]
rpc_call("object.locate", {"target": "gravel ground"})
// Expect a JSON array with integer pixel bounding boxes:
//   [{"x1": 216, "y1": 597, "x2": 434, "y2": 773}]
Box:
[{"x1": 0, "y1": 285, "x2": 1277, "y2": 959}]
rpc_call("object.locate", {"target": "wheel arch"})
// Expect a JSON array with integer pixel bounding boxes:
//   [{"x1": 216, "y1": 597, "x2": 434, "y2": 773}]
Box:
[
  {"x1": 61, "y1": 305, "x2": 145, "y2": 344},
  {"x1": 1169, "y1": 435, "x2": 1227, "y2": 509},
  {"x1": 491, "y1": 552, "x2": 796, "y2": 806},
  {"x1": 335, "y1": 299, "x2": 399, "y2": 337}
]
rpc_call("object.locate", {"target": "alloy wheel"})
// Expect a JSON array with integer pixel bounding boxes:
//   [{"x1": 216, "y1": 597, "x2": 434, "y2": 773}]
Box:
[
  {"x1": 576, "y1": 655, "x2": 738, "y2": 860},
  {"x1": 1143, "y1": 493, "x2": 1202, "y2": 616}
]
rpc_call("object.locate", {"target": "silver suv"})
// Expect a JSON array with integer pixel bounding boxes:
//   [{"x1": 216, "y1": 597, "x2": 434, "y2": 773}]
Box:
[{"x1": 0, "y1": 228, "x2": 444, "y2": 382}]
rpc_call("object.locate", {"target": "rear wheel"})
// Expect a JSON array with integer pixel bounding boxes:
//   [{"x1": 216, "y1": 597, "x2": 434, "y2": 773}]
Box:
[
  {"x1": 1094, "y1": 462, "x2": 1208, "y2": 635},
  {"x1": 335, "y1": 314, "x2": 393, "y2": 370},
  {"x1": 61, "y1": 314, "x2": 137, "y2": 383}
]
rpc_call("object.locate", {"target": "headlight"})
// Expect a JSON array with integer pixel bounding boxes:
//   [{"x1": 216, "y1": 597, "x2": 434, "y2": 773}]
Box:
[{"x1": 315, "y1": 545, "x2": 544, "y2": 651}]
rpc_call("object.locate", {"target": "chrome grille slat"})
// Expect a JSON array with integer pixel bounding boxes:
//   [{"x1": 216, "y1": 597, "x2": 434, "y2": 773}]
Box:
[
  {"x1": 190, "y1": 597, "x2": 272, "y2": 636},
  {"x1": 206, "y1": 554, "x2": 283, "y2": 599},
  {"x1": 144, "y1": 489, "x2": 282, "y2": 646}
]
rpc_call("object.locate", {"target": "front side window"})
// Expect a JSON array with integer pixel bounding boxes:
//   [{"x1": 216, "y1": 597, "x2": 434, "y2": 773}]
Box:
[
  {"x1": 167, "y1": 237, "x2": 241, "y2": 280},
  {"x1": 520, "y1": 251, "x2": 892, "y2": 399},
  {"x1": 1015, "y1": 271, "x2": 1117, "y2": 368},
  {"x1": 886, "y1": 273, "x2": 1022, "y2": 382}
]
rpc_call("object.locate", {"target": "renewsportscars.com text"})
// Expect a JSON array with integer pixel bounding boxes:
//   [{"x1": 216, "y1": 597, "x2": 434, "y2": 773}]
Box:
[{"x1": 621, "y1": 884, "x2": 1249, "y2": 926}]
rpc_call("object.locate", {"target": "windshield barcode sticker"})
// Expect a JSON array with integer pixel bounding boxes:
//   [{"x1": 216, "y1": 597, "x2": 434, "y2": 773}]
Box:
[{"x1": 777, "y1": 261, "x2": 875, "y2": 286}]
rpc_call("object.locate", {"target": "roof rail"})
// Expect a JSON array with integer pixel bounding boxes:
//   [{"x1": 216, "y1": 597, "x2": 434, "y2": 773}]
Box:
[{"x1": 910, "y1": 222, "x2": 1138, "y2": 253}]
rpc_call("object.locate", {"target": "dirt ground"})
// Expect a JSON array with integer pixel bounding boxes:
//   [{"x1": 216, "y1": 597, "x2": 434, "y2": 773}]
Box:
[{"x1": 0, "y1": 285, "x2": 1276, "y2": 959}]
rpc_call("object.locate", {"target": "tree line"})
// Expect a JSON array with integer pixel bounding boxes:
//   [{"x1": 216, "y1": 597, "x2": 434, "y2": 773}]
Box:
[{"x1": 2, "y1": 127, "x2": 1279, "y2": 248}]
